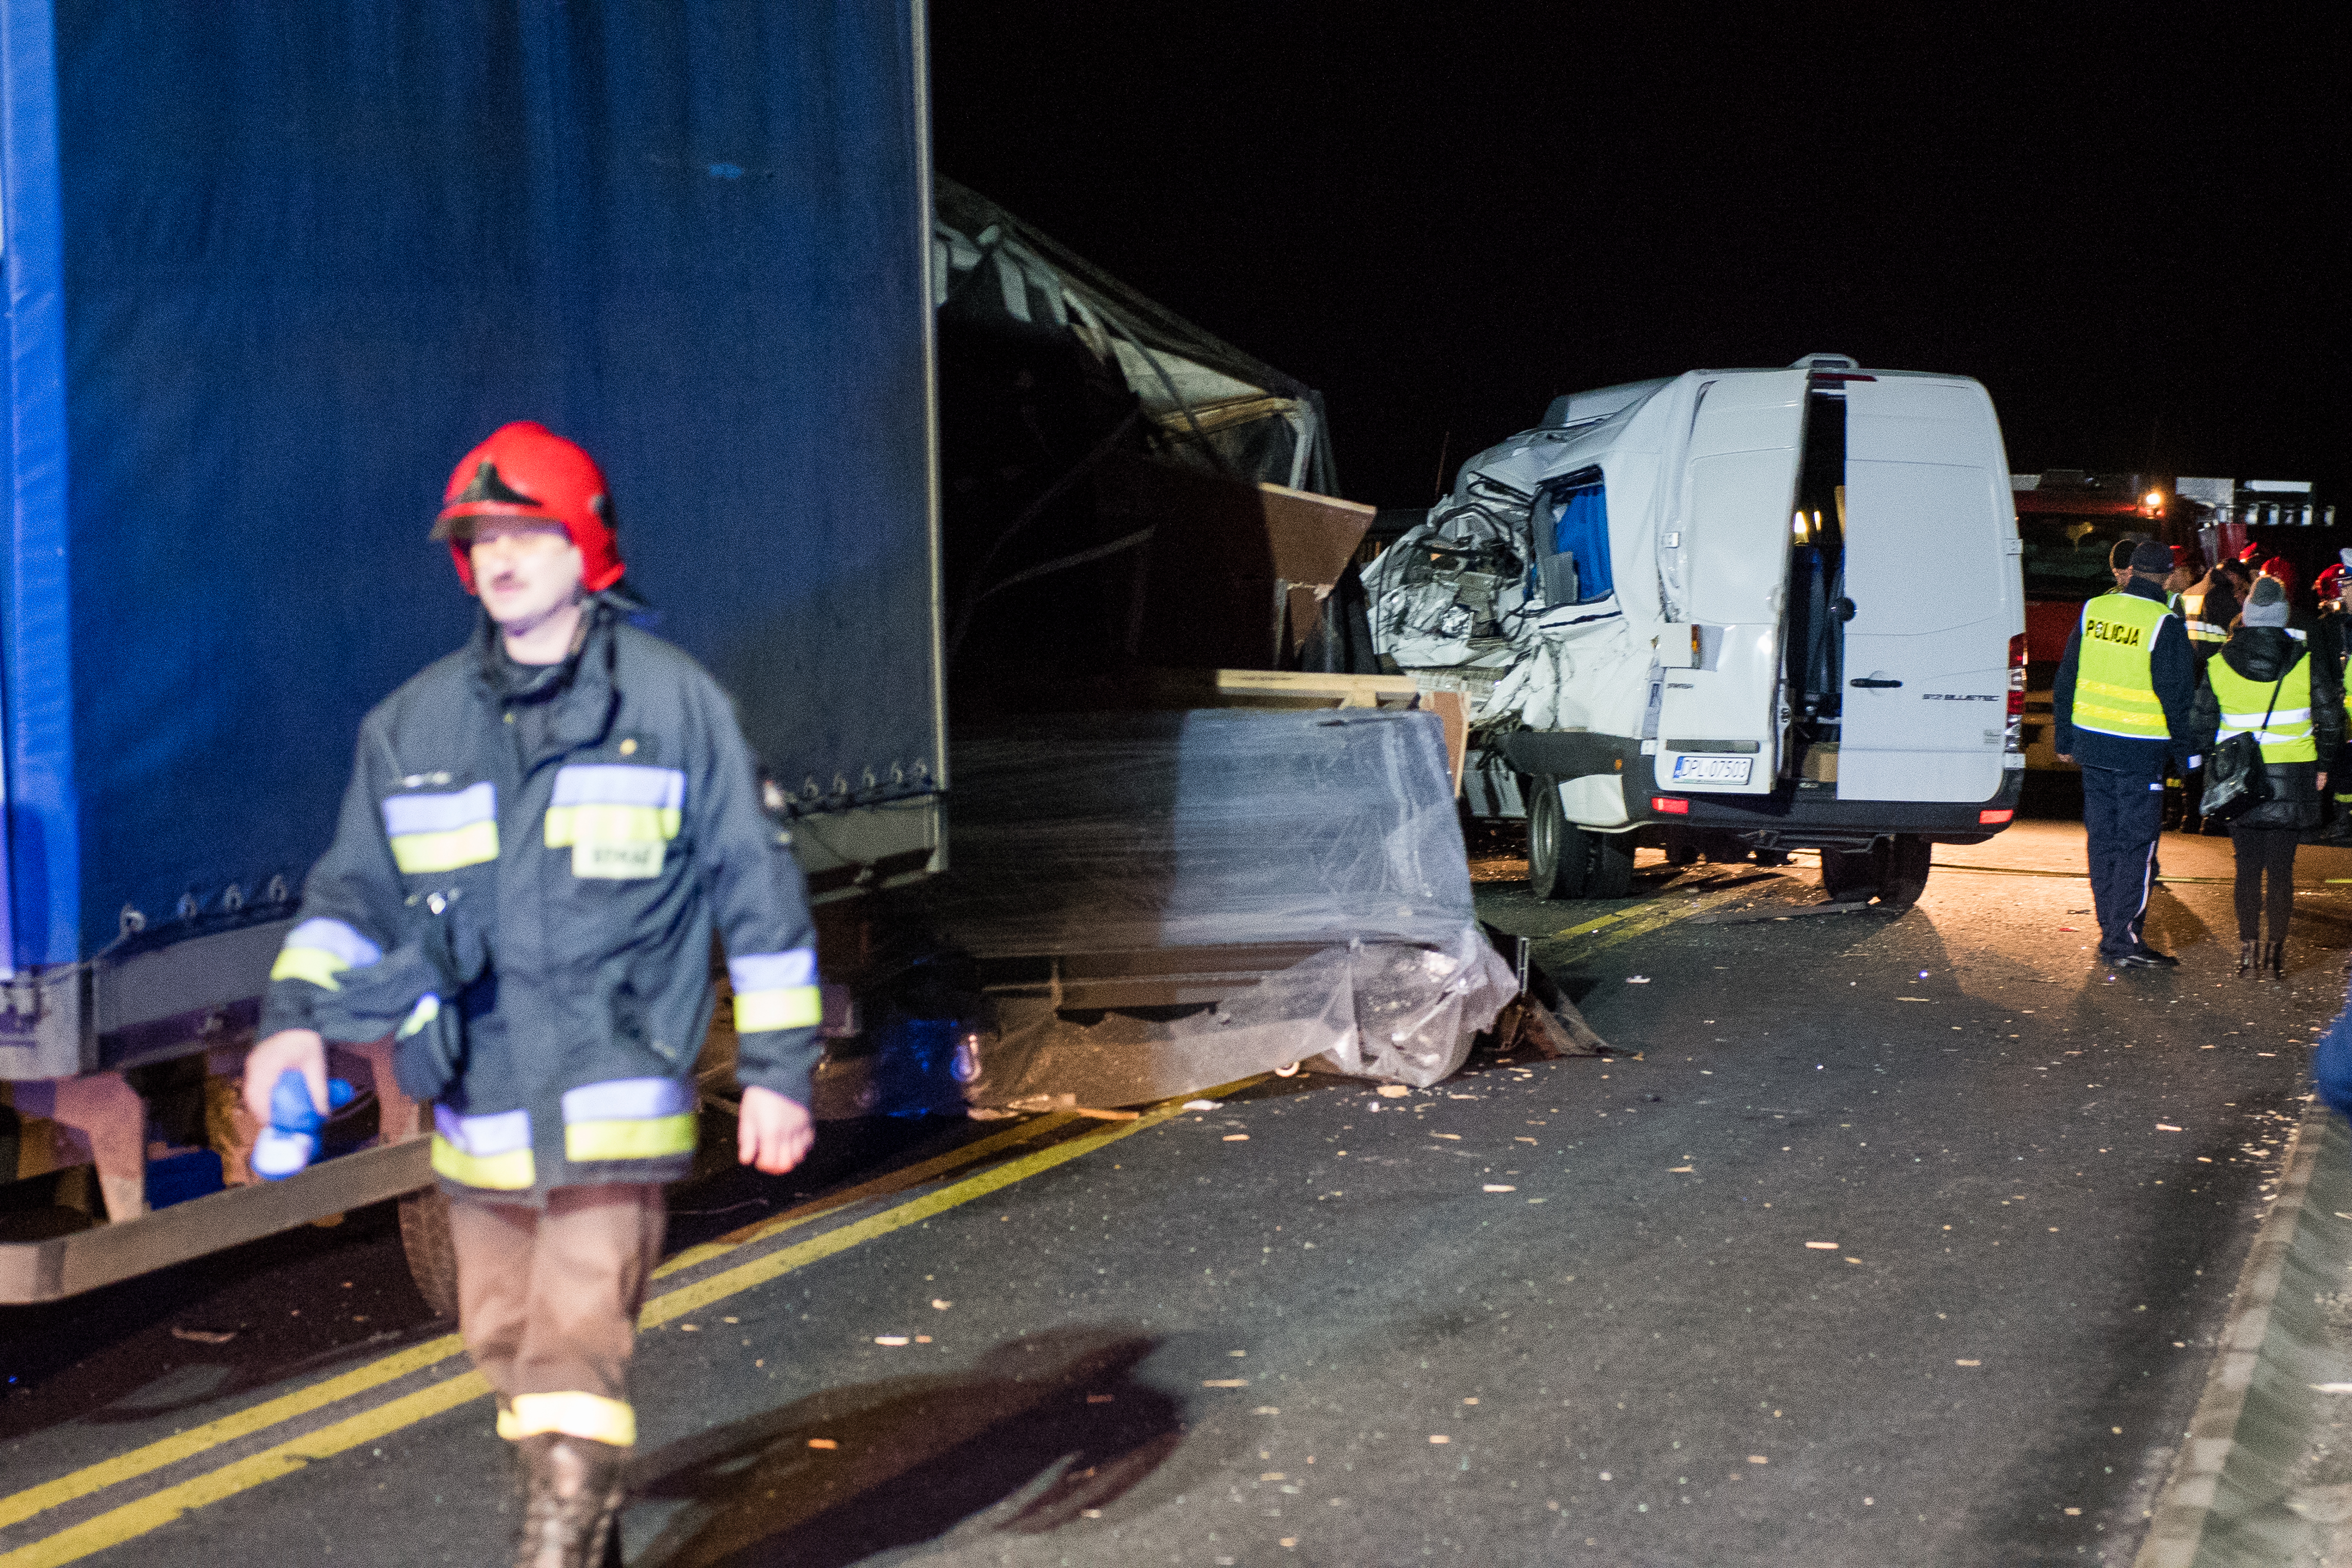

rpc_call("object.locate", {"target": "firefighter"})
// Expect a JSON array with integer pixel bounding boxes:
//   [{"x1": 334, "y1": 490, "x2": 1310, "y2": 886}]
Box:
[
  {"x1": 242, "y1": 422, "x2": 821, "y2": 1568},
  {"x1": 2053, "y1": 538, "x2": 2200, "y2": 968}
]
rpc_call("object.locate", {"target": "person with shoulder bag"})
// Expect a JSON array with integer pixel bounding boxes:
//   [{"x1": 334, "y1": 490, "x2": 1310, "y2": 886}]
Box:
[{"x1": 2191, "y1": 576, "x2": 2347, "y2": 978}]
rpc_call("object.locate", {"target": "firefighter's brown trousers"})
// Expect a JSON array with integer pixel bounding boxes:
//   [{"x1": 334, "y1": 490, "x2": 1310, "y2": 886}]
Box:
[{"x1": 448, "y1": 1182, "x2": 666, "y2": 1447}]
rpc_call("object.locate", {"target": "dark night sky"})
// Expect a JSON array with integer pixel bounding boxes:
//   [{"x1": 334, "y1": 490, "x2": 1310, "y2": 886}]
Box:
[{"x1": 930, "y1": 5, "x2": 2341, "y2": 508}]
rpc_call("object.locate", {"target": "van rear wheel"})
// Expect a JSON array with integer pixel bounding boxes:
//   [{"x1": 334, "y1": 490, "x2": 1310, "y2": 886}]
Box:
[
  {"x1": 1875, "y1": 834, "x2": 1933, "y2": 910},
  {"x1": 1819, "y1": 846, "x2": 1880, "y2": 904},
  {"x1": 1527, "y1": 776, "x2": 1582, "y2": 899}
]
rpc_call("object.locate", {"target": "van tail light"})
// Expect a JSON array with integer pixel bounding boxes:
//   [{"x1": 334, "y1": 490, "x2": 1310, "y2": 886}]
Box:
[
  {"x1": 1979, "y1": 808, "x2": 2014, "y2": 825},
  {"x1": 1650, "y1": 796, "x2": 1690, "y2": 815},
  {"x1": 2004, "y1": 633, "x2": 2027, "y2": 753}
]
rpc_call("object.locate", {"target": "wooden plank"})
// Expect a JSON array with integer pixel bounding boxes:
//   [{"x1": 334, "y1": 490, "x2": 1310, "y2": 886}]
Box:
[{"x1": 1423, "y1": 688, "x2": 1469, "y2": 795}]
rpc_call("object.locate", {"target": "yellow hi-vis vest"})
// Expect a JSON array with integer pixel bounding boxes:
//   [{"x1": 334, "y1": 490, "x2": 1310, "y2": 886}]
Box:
[
  {"x1": 2180, "y1": 581, "x2": 2231, "y2": 647},
  {"x1": 2073, "y1": 592, "x2": 2173, "y2": 739},
  {"x1": 2208, "y1": 652, "x2": 2317, "y2": 763}
]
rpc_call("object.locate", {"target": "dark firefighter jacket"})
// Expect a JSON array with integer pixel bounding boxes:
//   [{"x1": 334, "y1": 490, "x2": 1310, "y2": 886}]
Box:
[
  {"x1": 2189, "y1": 626, "x2": 2348, "y2": 831},
  {"x1": 257, "y1": 605, "x2": 821, "y2": 1200}
]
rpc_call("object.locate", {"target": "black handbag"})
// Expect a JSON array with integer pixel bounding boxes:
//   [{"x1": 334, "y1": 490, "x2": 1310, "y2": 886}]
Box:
[{"x1": 2199, "y1": 670, "x2": 2288, "y2": 822}]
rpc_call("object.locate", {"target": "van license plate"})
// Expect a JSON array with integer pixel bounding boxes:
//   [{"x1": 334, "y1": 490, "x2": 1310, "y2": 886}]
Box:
[{"x1": 1671, "y1": 755, "x2": 1753, "y2": 785}]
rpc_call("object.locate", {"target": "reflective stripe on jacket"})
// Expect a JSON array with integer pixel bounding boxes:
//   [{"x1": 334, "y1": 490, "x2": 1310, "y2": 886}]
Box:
[
  {"x1": 2209, "y1": 654, "x2": 2318, "y2": 762},
  {"x1": 2072, "y1": 592, "x2": 2174, "y2": 739},
  {"x1": 259, "y1": 606, "x2": 822, "y2": 1198}
]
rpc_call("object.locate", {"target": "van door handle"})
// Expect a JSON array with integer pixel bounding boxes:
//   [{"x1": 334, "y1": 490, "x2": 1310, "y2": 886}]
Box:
[{"x1": 1850, "y1": 677, "x2": 1902, "y2": 689}]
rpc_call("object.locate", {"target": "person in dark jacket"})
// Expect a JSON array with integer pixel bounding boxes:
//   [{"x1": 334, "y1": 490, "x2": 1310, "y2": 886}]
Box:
[
  {"x1": 2053, "y1": 538, "x2": 2202, "y2": 967},
  {"x1": 242, "y1": 422, "x2": 821, "y2": 1568},
  {"x1": 2192, "y1": 576, "x2": 2346, "y2": 977}
]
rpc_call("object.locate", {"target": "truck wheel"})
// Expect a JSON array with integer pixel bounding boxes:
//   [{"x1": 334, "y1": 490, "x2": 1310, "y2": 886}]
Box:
[
  {"x1": 1527, "y1": 776, "x2": 1582, "y2": 899},
  {"x1": 398, "y1": 1186, "x2": 460, "y2": 1320},
  {"x1": 1819, "y1": 846, "x2": 1880, "y2": 904},
  {"x1": 1875, "y1": 834, "x2": 1933, "y2": 910},
  {"x1": 1587, "y1": 831, "x2": 1636, "y2": 899}
]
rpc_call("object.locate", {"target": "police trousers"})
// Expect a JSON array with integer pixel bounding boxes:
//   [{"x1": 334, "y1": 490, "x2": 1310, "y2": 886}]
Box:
[
  {"x1": 2081, "y1": 763, "x2": 2165, "y2": 955},
  {"x1": 448, "y1": 1182, "x2": 666, "y2": 1448}
]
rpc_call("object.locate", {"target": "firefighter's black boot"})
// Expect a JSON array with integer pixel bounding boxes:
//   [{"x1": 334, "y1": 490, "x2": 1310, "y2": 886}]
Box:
[
  {"x1": 2264, "y1": 941, "x2": 2287, "y2": 981},
  {"x1": 513, "y1": 1433, "x2": 627, "y2": 1568},
  {"x1": 2238, "y1": 940, "x2": 2259, "y2": 977}
]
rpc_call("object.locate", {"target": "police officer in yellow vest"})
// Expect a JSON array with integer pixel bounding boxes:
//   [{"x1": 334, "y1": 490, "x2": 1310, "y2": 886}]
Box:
[
  {"x1": 2190, "y1": 576, "x2": 2346, "y2": 976},
  {"x1": 2053, "y1": 539, "x2": 2201, "y2": 967}
]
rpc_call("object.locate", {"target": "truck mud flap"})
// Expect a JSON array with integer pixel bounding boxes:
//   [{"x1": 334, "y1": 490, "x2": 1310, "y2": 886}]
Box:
[{"x1": 0, "y1": 1137, "x2": 431, "y2": 1305}]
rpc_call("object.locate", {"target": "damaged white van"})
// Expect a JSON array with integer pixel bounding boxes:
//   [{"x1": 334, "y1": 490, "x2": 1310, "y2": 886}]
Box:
[{"x1": 1365, "y1": 355, "x2": 2025, "y2": 906}]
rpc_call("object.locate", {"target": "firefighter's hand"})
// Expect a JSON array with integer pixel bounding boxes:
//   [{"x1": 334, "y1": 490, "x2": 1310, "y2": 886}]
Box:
[
  {"x1": 737, "y1": 1086, "x2": 814, "y2": 1175},
  {"x1": 2057, "y1": 753, "x2": 2072, "y2": 763},
  {"x1": 244, "y1": 1029, "x2": 328, "y2": 1124},
  {"x1": 2321, "y1": 771, "x2": 2331, "y2": 791}
]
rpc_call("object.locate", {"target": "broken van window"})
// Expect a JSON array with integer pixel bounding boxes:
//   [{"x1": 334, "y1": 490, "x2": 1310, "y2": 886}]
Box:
[{"x1": 1531, "y1": 471, "x2": 1612, "y2": 605}]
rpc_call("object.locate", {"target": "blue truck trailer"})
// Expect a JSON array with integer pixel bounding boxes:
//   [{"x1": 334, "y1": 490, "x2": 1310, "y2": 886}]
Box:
[{"x1": 0, "y1": 1, "x2": 942, "y2": 1300}]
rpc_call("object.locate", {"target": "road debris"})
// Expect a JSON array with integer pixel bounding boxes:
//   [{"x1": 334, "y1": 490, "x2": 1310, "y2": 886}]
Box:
[
  {"x1": 1804, "y1": 1241, "x2": 1839, "y2": 1249},
  {"x1": 874, "y1": 1335, "x2": 910, "y2": 1345},
  {"x1": 1483, "y1": 1184, "x2": 1517, "y2": 1192},
  {"x1": 1377, "y1": 1085, "x2": 1412, "y2": 1098},
  {"x1": 1203, "y1": 1378, "x2": 1249, "y2": 1388},
  {"x1": 170, "y1": 1327, "x2": 237, "y2": 1345},
  {"x1": 1182, "y1": 1100, "x2": 1222, "y2": 1111},
  {"x1": 808, "y1": 1439, "x2": 838, "y2": 1450}
]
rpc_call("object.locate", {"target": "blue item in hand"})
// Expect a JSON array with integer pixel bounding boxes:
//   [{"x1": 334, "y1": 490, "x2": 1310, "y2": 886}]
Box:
[{"x1": 251, "y1": 1070, "x2": 354, "y2": 1181}]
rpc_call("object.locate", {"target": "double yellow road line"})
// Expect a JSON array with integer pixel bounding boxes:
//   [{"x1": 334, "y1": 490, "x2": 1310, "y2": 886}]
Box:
[
  {"x1": 0, "y1": 1084, "x2": 1251, "y2": 1568},
  {"x1": 1550, "y1": 882, "x2": 1758, "y2": 957}
]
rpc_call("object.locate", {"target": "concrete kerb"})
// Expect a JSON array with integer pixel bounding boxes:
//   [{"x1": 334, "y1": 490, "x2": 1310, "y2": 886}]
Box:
[{"x1": 2133, "y1": 1101, "x2": 2349, "y2": 1568}]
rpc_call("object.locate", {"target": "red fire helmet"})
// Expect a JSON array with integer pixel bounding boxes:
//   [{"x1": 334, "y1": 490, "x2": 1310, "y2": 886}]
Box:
[
  {"x1": 2259, "y1": 556, "x2": 2298, "y2": 597},
  {"x1": 431, "y1": 422, "x2": 624, "y2": 594}
]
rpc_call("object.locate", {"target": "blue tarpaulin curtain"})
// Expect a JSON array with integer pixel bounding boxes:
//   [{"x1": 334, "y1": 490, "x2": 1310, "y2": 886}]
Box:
[
  {"x1": 1541, "y1": 477, "x2": 1613, "y2": 605},
  {"x1": 2, "y1": 1, "x2": 937, "y2": 966}
]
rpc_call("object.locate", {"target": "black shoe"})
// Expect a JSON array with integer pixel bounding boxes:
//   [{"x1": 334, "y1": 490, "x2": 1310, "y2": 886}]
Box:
[
  {"x1": 2129, "y1": 943, "x2": 2181, "y2": 968},
  {"x1": 514, "y1": 1433, "x2": 627, "y2": 1568},
  {"x1": 2100, "y1": 948, "x2": 2168, "y2": 969}
]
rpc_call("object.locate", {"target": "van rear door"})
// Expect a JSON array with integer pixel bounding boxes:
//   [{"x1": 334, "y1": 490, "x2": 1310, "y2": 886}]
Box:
[
  {"x1": 1654, "y1": 369, "x2": 1809, "y2": 797},
  {"x1": 1836, "y1": 376, "x2": 2016, "y2": 803}
]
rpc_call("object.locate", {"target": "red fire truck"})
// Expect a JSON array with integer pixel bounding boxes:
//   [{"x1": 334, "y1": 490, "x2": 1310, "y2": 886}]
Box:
[{"x1": 2013, "y1": 471, "x2": 2192, "y2": 771}]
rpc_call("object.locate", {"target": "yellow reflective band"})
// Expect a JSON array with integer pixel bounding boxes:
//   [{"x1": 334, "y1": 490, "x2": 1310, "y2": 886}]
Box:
[
  {"x1": 505, "y1": 1392, "x2": 635, "y2": 1447},
  {"x1": 396, "y1": 994, "x2": 441, "y2": 1039},
  {"x1": 269, "y1": 946, "x2": 349, "y2": 992},
  {"x1": 390, "y1": 819, "x2": 499, "y2": 874},
  {"x1": 565, "y1": 1113, "x2": 698, "y2": 1162},
  {"x1": 543, "y1": 804, "x2": 681, "y2": 847},
  {"x1": 734, "y1": 985, "x2": 823, "y2": 1033},
  {"x1": 430, "y1": 1133, "x2": 536, "y2": 1191}
]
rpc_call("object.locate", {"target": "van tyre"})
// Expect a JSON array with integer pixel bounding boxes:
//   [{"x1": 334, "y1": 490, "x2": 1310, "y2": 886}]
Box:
[
  {"x1": 1819, "y1": 846, "x2": 1880, "y2": 904},
  {"x1": 1526, "y1": 776, "x2": 1582, "y2": 899},
  {"x1": 398, "y1": 1184, "x2": 460, "y2": 1320},
  {"x1": 1874, "y1": 834, "x2": 1933, "y2": 910}
]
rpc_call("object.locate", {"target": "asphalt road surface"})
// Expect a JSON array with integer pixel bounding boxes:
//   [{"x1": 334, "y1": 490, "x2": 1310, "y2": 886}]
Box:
[{"x1": 3, "y1": 809, "x2": 2347, "y2": 1567}]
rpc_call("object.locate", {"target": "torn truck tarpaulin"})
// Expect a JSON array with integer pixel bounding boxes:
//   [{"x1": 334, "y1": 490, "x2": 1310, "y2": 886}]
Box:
[{"x1": 915, "y1": 706, "x2": 1514, "y2": 1100}]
